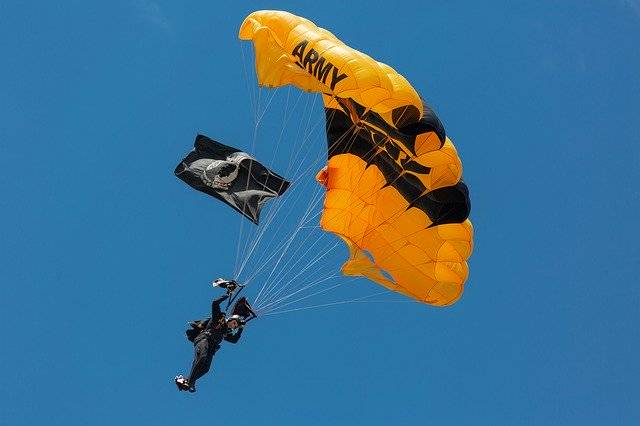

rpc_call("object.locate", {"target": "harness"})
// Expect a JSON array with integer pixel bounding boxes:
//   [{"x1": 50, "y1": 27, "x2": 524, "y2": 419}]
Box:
[{"x1": 185, "y1": 287, "x2": 257, "y2": 343}]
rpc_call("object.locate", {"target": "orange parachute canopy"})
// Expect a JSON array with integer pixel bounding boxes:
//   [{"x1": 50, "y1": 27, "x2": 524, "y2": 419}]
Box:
[{"x1": 240, "y1": 10, "x2": 473, "y2": 306}]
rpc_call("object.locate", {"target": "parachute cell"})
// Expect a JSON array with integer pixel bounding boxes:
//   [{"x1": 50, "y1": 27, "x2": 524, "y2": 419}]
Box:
[{"x1": 240, "y1": 11, "x2": 473, "y2": 306}]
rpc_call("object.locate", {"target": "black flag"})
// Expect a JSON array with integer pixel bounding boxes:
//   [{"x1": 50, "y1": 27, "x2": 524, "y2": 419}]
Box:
[{"x1": 174, "y1": 135, "x2": 290, "y2": 224}]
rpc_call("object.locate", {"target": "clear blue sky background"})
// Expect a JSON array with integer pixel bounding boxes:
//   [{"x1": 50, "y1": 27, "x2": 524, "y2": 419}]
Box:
[{"x1": 2, "y1": 1, "x2": 639, "y2": 425}]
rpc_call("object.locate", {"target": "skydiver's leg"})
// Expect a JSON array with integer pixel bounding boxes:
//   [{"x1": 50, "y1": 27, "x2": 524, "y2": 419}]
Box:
[{"x1": 187, "y1": 338, "x2": 214, "y2": 390}]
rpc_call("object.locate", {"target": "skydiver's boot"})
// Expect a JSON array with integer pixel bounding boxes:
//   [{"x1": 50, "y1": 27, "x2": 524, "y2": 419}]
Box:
[{"x1": 175, "y1": 375, "x2": 190, "y2": 391}]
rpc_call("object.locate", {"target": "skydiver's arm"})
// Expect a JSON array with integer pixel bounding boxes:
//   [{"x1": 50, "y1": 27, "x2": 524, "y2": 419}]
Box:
[
  {"x1": 224, "y1": 327, "x2": 243, "y2": 344},
  {"x1": 211, "y1": 294, "x2": 229, "y2": 317}
]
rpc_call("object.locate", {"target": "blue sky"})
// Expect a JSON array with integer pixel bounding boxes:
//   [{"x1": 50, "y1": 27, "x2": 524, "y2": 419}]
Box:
[{"x1": 1, "y1": 1, "x2": 639, "y2": 425}]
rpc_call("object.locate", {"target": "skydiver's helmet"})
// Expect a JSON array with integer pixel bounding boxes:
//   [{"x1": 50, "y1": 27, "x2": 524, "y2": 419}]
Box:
[{"x1": 226, "y1": 315, "x2": 242, "y2": 329}]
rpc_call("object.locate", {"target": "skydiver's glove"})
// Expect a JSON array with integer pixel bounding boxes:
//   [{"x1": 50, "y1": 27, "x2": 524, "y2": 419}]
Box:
[
  {"x1": 239, "y1": 320, "x2": 246, "y2": 329},
  {"x1": 212, "y1": 278, "x2": 237, "y2": 292},
  {"x1": 225, "y1": 280, "x2": 238, "y2": 294}
]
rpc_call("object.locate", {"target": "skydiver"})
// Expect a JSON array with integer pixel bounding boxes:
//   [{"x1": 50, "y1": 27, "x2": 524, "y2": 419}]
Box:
[{"x1": 174, "y1": 280, "x2": 245, "y2": 393}]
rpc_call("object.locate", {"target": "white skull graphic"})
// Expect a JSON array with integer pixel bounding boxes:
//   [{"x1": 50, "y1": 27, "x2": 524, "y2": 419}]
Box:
[{"x1": 201, "y1": 159, "x2": 239, "y2": 190}]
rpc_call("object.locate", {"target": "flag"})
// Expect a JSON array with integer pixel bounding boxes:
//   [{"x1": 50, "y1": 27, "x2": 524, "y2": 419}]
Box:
[{"x1": 175, "y1": 134, "x2": 290, "y2": 224}]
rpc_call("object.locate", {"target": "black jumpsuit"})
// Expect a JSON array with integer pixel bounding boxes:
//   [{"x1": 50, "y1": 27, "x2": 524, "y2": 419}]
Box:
[{"x1": 187, "y1": 295, "x2": 243, "y2": 388}]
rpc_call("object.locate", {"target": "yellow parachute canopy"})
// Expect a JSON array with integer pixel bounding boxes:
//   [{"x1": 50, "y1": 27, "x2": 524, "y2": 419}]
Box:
[{"x1": 240, "y1": 10, "x2": 473, "y2": 306}]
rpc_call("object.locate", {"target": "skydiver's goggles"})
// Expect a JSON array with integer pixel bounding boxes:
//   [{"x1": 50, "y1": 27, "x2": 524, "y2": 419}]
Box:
[{"x1": 226, "y1": 315, "x2": 244, "y2": 327}]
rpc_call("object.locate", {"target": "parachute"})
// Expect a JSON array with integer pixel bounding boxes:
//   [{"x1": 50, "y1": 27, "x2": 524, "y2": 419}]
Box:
[{"x1": 239, "y1": 10, "x2": 473, "y2": 306}]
